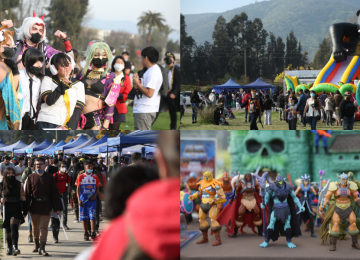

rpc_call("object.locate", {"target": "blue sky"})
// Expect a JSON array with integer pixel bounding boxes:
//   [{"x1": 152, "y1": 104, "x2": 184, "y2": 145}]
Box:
[{"x1": 181, "y1": 0, "x2": 266, "y2": 14}]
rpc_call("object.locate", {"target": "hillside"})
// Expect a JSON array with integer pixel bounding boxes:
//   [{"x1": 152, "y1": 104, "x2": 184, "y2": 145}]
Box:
[{"x1": 183, "y1": 0, "x2": 359, "y2": 60}]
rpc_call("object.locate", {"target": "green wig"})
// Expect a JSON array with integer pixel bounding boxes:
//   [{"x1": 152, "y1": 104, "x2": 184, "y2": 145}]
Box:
[{"x1": 82, "y1": 41, "x2": 113, "y2": 77}]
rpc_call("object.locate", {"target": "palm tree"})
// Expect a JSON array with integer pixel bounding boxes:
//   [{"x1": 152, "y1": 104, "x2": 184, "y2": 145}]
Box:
[
  {"x1": 137, "y1": 11, "x2": 165, "y2": 47},
  {"x1": 162, "y1": 25, "x2": 175, "y2": 59}
]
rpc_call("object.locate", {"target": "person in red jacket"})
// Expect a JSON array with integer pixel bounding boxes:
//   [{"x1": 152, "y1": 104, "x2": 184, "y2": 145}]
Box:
[
  {"x1": 77, "y1": 130, "x2": 180, "y2": 260},
  {"x1": 109, "y1": 55, "x2": 131, "y2": 130},
  {"x1": 242, "y1": 90, "x2": 251, "y2": 122}
]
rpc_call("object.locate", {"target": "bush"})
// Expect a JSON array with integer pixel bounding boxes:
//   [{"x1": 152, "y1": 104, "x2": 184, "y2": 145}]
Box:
[{"x1": 198, "y1": 106, "x2": 215, "y2": 124}]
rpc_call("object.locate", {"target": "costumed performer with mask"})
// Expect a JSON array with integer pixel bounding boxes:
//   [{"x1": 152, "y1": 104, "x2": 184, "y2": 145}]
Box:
[{"x1": 78, "y1": 41, "x2": 120, "y2": 130}]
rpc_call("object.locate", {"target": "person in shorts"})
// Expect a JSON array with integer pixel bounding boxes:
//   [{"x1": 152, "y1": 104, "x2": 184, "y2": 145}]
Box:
[{"x1": 75, "y1": 159, "x2": 101, "y2": 241}]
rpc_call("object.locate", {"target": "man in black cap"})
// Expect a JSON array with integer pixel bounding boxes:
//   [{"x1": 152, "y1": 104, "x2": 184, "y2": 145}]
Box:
[{"x1": 162, "y1": 52, "x2": 180, "y2": 130}]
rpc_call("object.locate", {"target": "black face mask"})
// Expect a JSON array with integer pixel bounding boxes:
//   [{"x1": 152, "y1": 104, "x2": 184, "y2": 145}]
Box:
[
  {"x1": 2, "y1": 47, "x2": 14, "y2": 58},
  {"x1": 92, "y1": 58, "x2": 108, "y2": 68},
  {"x1": 9, "y1": 175, "x2": 15, "y2": 182},
  {"x1": 165, "y1": 57, "x2": 172, "y2": 65},
  {"x1": 28, "y1": 66, "x2": 42, "y2": 75},
  {"x1": 30, "y1": 33, "x2": 41, "y2": 44}
]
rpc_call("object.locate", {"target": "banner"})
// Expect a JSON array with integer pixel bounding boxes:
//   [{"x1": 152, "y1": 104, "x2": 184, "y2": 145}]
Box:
[
  {"x1": 180, "y1": 138, "x2": 216, "y2": 179},
  {"x1": 26, "y1": 149, "x2": 33, "y2": 154}
]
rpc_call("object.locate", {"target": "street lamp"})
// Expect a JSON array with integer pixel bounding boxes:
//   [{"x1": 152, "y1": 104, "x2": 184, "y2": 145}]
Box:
[{"x1": 46, "y1": 131, "x2": 57, "y2": 143}]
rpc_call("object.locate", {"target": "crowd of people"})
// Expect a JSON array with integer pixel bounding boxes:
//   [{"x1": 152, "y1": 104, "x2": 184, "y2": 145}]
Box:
[
  {"x1": 0, "y1": 14, "x2": 179, "y2": 131},
  {"x1": 0, "y1": 147, "x2": 163, "y2": 257},
  {"x1": 185, "y1": 85, "x2": 359, "y2": 130}
]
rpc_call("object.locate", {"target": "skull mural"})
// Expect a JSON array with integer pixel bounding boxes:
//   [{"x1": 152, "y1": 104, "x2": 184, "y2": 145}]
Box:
[{"x1": 228, "y1": 131, "x2": 311, "y2": 182}]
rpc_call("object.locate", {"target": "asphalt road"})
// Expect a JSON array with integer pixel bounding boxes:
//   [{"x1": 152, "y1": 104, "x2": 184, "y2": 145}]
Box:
[{"x1": 0, "y1": 204, "x2": 109, "y2": 259}]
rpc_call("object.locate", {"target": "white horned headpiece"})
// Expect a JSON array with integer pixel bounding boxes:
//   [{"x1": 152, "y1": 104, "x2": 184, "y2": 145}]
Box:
[
  {"x1": 301, "y1": 174, "x2": 310, "y2": 183},
  {"x1": 15, "y1": 11, "x2": 47, "y2": 43}
]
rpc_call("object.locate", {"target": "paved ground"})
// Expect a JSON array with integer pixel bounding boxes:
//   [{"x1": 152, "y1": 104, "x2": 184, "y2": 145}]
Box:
[
  {"x1": 181, "y1": 216, "x2": 360, "y2": 260},
  {"x1": 0, "y1": 204, "x2": 109, "y2": 259}
]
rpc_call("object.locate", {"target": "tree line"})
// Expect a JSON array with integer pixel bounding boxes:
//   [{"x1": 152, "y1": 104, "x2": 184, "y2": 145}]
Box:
[{"x1": 181, "y1": 12, "x2": 310, "y2": 86}]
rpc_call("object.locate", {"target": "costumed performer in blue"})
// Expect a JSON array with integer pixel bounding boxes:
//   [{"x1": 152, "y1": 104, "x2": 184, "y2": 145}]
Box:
[{"x1": 259, "y1": 174, "x2": 304, "y2": 248}]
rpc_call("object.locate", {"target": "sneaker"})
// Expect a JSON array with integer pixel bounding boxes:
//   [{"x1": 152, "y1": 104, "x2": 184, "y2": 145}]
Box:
[
  {"x1": 74, "y1": 219, "x2": 79, "y2": 223},
  {"x1": 63, "y1": 224, "x2": 70, "y2": 230},
  {"x1": 91, "y1": 232, "x2": 97, "y2": 241},
  {"x1": 28, "y1": 234, "x2": 33, "y2": 243},
  {"x1": 84, "y1": 232, "x2": 90, "y2": 241}
]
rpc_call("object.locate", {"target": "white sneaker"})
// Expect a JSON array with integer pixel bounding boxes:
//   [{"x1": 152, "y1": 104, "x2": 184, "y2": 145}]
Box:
[{"x1": 74, "y1": 219, "x2": 79, "y2": 223}]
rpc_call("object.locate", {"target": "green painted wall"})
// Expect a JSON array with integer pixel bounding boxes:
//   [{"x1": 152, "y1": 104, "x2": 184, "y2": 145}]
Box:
[{"x1": 228, "y1": 131, "x2": 360, "y2": 183}]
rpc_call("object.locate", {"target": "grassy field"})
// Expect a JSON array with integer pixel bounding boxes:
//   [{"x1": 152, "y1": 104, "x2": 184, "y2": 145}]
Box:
[
  {"x1": 180, "y1": 108, "x2": 360, "y2": 130},
  {"x1": 119, "y1": 106, "x2": 181, "y2": 130}
]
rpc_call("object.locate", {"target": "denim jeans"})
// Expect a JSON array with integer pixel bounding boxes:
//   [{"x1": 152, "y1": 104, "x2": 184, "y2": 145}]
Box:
[
  {"x1": 299, "y1": 110, "x2": 306, "y2": 126},
  {"x1": 245, "y1": 108, "x2": 249, "y2": 120},
  {"x1": 191, "y1": 103, "x2": 199, "y2": 121},
  {"x1": 343, "y1": 116, "x2": 354, "y2": 130},
  {"x1": 264, "y1": 110, "x2": 272, "y2": 124},
  {"x1": 308, "y1": 116, "x2": 317, "y2": 130}
]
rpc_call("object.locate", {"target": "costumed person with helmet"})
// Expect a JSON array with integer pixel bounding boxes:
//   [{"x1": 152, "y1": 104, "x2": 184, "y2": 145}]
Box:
[
  {"x1": 78, "y1": 41, "x2": 121, "y2": 130},
  {"x1": 217, "y1": 172, "x2": 267, "y2": 237},
  {"x1": 259, "y1": 174, "x2": 304, "y2": 248},
  {"x1": 163, "y1": 52, "x2": 180, "y2": 130},
  {"x1": 294, "y1": 174, "x2": 317, "y2": 238},
  {"x1": 0, "y1": 21, "x2": 23, "y2": 130},
  {"x1": 36, "y1": 53, "x2": 85, "y2": 130},
  {"x1": 319, "y1": 172, "x2": 360, "y2": 251},
  {"x1": 188, "y1": 171, "x2": 225, "y2": 246},
  {"x1": 9, "y1": 11, "x2": 73, "y2": 73}
]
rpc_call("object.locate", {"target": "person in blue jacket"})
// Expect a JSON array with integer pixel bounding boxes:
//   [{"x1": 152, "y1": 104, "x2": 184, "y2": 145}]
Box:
[{"x1": 297, "y1": 89, "x2": 308, "y2": 127}]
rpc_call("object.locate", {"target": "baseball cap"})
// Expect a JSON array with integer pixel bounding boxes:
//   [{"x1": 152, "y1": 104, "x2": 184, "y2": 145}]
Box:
[{"x1": 164, "y1": 52, "x2": 175, "y2": 60}]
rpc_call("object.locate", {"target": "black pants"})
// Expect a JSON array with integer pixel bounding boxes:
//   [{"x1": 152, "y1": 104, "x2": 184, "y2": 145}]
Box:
[
  {"x1": 167, "y1": 96, "x2": 177, "y2": 130},
  {"x1": 4, "y1": 211, "x2": 20, "y2": 248},
  {"x1": 249, "y1": 113, "x2": 259, "y2": 130},
  {"x1": 51, "y1": 217, "x2": 60, "y2": 239},
  {"x1": 288, "y1": 118, "x2": 297, "y2": 130},
  {"x1": 60, "y1": 192, "x2": 68, "y2": 226}
]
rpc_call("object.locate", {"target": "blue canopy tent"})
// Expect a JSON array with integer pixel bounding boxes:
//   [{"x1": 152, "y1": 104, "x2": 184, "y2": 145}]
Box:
[
  {"x1": 64, "y1": 136, "x2": 99, "y2": 154},
  {"x1": 33, "y1": 141, "x2": 64, "y2": 156},
  {"x1": 121, "y1": 145, "x2": 157, "y2": 158},
  {"x1": 101, "y1": 131, "x2": 159, "y2": 159},
  {"x1": 0, "y1": 140, "x2": 28, "y2": 152},
  {"x1": 0, "y1": 139, "x2": 8, "y2": 148},
  {"x1": 54, "y1": 135, "x2": 89, "y2": 157},
  {"x1": 241, "y1": 78, "x2": 276, "y2": 94},
  {"x1": 13, "y1": 141, "x2": 39, "y2": 154},
  {"x1": 76, "y1": 135, "x2": 109, "y2": 154},
  {"x1": 39, "y1": 139, "x2": 73, "y2": 155},
  {"x1": 212, "y1": 78, "x2": 242, "y2": 94}
]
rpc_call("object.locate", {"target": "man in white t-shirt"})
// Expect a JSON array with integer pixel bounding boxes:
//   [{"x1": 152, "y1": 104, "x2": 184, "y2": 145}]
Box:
[
  {"x1": 0, "y1": 156, "x2": 16, "y2": 183},
  {"x1": 132, "y1": 46, "x2": 163, "y2": 130},
  {"x1": 15, "y1": 157, "x2": 26, "y2": 182}
]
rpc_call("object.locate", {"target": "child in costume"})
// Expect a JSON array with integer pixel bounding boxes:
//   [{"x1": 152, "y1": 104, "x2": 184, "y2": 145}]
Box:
[
  {"x1": 188, "y1": 171, "x2": 225, "y2": 246},
  {"x1": 294, "y1": 174, "x2": 317, "y2": 237},
  {"x1": 259, "y1": 174, "x2": 304, "y2": 248}
]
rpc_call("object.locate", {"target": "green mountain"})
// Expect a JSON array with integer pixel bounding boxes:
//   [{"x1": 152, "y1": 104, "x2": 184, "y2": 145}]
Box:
[{"x1": 183, "y1": 0, "x2": 359, "y2": 60}]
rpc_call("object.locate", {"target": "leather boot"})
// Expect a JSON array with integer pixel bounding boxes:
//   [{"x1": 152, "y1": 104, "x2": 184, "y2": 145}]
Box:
[
  {"x1": 324, "y1": 146, "x2": 329, "y2": 155},
  {"x1": 329, "y1": 235, "x2": 337, "y2": 251},
  {"x1": 351, "y1": 235, "x2": 360, "y2": 249},
  {"x1": 39, "y1": 241, "x2": 49, "y2": 256},
  {"x1": 310, "y1": 224, "x2": 317, "y2": 238},
  {"x1": 212, "y1": 230, "x2": 222, "y2": 246},
  {"x1": 6, "y1": 235, "x2": 12, "y2": 255},
  {"x1": 315, "y1": 146, "x2": 319, "y2": 154},
  {"x1": 196, "y1": 230, "x2": 209, "y2": 244},
  {"x1": 33, "y1": 238, "x2": 40, "y2": 253}
]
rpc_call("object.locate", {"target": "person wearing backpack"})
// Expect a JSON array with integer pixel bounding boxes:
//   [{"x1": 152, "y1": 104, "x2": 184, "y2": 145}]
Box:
[
  {"x1": 53, "y1": 161, "x2": 71, "y2": 232},
  {"x1": 132, "y1": 46, "x2": 164, "y2": 130},
  {"x1": 241, "y1": 88, "x2": 264, "y2": 130}
]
